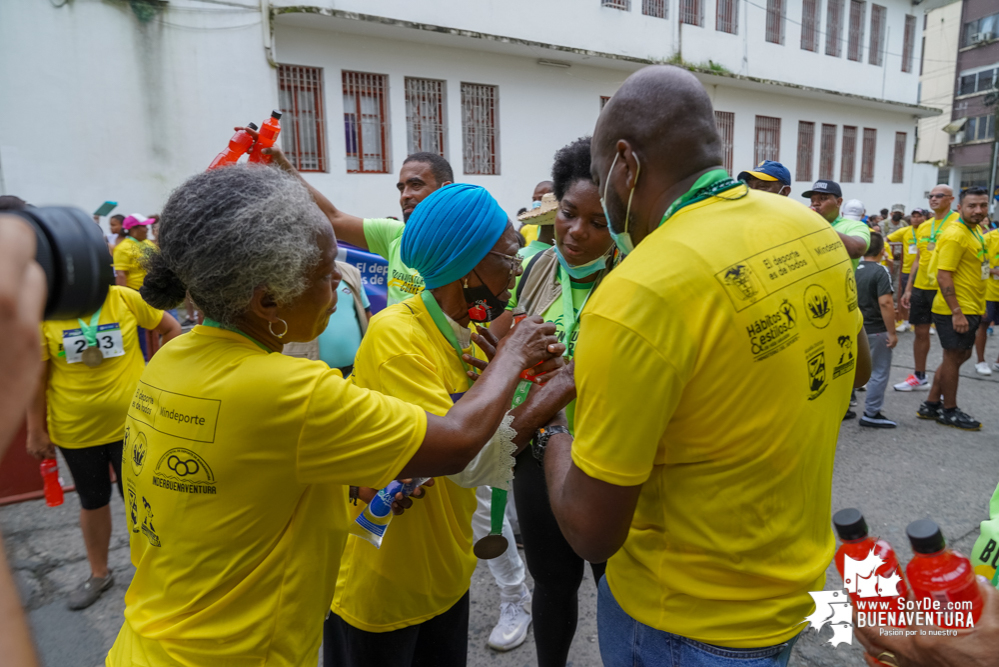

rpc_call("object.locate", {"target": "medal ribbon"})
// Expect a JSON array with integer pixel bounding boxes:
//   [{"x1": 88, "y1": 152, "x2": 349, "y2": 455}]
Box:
[
  {"x1": 76, "y1": 306, "x2": 103, "y2": 347},
  {"x1": 961, "y1": 220, "x2": 987, "y2": 260},
  {"x1": 202, "y1": 318, "x2": 271, "y2": 353},
  {"x1": 420, "y1": 290, "x2": 474, "y2": 390},
  {"x1": 558, "y1": 267, "x2": 594, "y2": 363},
  {"x1": 659, "y1": 169, "x2": 746, "y2": 227}
]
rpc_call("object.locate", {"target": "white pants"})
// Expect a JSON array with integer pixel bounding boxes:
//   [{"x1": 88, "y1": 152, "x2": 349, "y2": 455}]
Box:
[{"x1": 472, "y1": 486, "x2": 527, "y2": 602}]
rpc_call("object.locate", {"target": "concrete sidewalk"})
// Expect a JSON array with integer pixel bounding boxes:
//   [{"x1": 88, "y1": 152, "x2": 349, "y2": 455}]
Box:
[{"x1": 3, "y1": 331, "x2": 997, "y2": 667}]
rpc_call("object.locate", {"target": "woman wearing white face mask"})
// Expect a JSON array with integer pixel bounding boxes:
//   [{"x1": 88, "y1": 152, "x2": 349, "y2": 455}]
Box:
[{"x1": 498, "y1": 136, "x2": 616, "y2": 667}]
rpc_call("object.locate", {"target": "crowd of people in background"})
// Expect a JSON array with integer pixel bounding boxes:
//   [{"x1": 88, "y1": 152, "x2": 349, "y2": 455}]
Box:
[{"x1": 1, "y1": 63, "x2": 999, "y2": 667}]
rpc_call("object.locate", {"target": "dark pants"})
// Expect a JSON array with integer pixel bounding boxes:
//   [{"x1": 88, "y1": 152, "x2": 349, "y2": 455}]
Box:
[
  {"x1": 58, "y1": 441, "x2": 124, "y2": 510},
  {"x1": 323, "y1": 591, "x2": 469, "y2": 667}
]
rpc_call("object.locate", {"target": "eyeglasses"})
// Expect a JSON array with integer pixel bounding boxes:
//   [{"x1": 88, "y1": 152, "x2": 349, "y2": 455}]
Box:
[
  {"x1": 928, "y1": 194, "x2": 950, "y2": 199},
  {"x1": 489, "y1": 250, "x2": 520, "y2": 282}
]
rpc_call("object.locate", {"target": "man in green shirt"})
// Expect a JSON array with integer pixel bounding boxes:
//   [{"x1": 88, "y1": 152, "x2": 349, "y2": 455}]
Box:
[
  {"x1": 803, "y1": 180, "x2": 870, "y2": 270},
  {"x1": 316, "y1": 152, "x2": 453, "y2": 306}
]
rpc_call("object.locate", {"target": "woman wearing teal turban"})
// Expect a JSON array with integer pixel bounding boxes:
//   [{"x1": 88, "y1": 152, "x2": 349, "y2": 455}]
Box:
[{"x1": 325, "y1": 184, "x2": 565, "y2": 667}]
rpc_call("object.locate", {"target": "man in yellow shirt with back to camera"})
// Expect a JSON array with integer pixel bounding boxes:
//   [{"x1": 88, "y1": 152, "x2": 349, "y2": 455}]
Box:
[
  {"x1": 540, "y1": 65, "x2": 870, "y2": 667},
  {"x1": 917, "y1": 186, "x2": 992, "y2": 431}
]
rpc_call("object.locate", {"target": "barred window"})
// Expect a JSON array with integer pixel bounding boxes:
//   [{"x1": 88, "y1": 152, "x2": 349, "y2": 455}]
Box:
[
  {"x1": 796, "y1": 121, "x2": 815, "y2": 182},
  {"x1": 754, "y1": 115, "x2": 781, "y2": 164},
  {"x1": 819, "y1": 124, "x2": 837, "y2": 180},
  {"x1": 901, "y1": 15, "x2": 916, "y2": 73},
  {"x1": 826, "y1": 0, "x2": 844, "y2": 57},
  {"x1": 841, "y1": 125, "x2": 857, "y2": 182},
  {"x1": 602, "y1": 0, "x2": 631, "y2": 9},
  {"x1": 766, "y1": 0, "x2": 785, "y2": 44},
  {"x1": 847, "y1": 0, "x2": 865, "y2": 62},
  {"x1": 277, "y1": 65, "x2": 327, "y2": 172},
  {"x1": 861, "y1": 127, "x2": 877, "y2": 183},
  {"x1": 643, "y1": 0, "x2": 667, "y2": 18},
  {"x1": 342, "y1": 71, "x2": 390, "y2": 174},
  {"x1": 715, "y1": 111, "x2": 735, "y2": 175},
  {"x1": 892, "y1": 132, "x2": 906, "y2": 183},
  {"x1": 461, "y1": 83, "x2": 499, "y2": 175},
  {"x1": 405, "y1": 77, "x2": 447, "y2": 158},
  {"x1": 717, "y1": 0, "x2": 738, "y2": 33},
  {"x1": 801, "y1": 0, "x2": 820, "y2": 51},
  {"x1": 868, "y1": 4, "x2": 886, "y2": 66},
  {"x1": 680, "y1": 0, "x2": 703, "y2": 26}
]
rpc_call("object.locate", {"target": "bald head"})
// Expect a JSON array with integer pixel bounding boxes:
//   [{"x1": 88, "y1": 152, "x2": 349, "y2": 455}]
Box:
[{"x1": 928, "y1": 184, "x2": 954, "y2": 218}]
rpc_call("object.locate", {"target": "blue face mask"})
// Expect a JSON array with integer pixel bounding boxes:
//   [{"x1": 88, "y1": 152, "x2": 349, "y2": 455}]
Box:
[
  {"x1": 553, "y1": 244, "x2": 609, "y2": 279},
  {"x1": 600, "y1": 152, "x2": 641, "y2": 256}
]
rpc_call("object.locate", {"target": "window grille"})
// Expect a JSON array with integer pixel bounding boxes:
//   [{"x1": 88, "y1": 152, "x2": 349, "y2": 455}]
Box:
[
  {"x1": 868, "y1": 5, "x2": 886, "y2": 66},
  {"x1": 860, "y1": 127, "x2": 876, "y2": 183},
  {"x1": 600, "y1": 96, "x2": 612, "y2": 110},
  {"x1": 754, "y1": 115, "x2": 781, "y2": 164},
  {"x1": 841, "y1": 126, "x2": 857, "y2": 182},
  {"x1": 819, "y1": 124, "x2": 837, "y2": 180},
  {"x1": 796, "y1": 121, "x2": 815, "y2": 182},
  {"x1": 643, "y1": 0, "x2": 667, "y2": 18},
  {"x1": 800, "y1": 0, "x2": 820, "y2": 51},
  {"x1": 847, "y1": 0, "x2": 865, "y2": 61},
  {"x1": 342, "y1": 71, "x2": 390, "y2": 174},
  {"x1": 715, "y1": 111, "x2": 735, "y2": 175},
  {"x1": 901, "y1": 15, "x2": 916, "y2": 72},
  {"x1": 277, "y1": 65, "x2": 327, "y2": 172},
  {"x1": 461, "y1": 83, "x2": 499, "y2": 175},
  {"x1": 405, "y1": 77, "x2": 447, "y2": 158},
  {"x1": 826, "y1": 0, "x2": 844, "y2": 56},
  {"x1": 766, "y1": 0, "x2": 785, "y2": 44},
  {"x1": 892, "y1": 132, "x2": 906, "y2": 183},
  {"x1": 602, "y1": 0, "x2": 631, "y2": 9},
  {"x1": 680, "y1": 0, "x2": 703, "y2": 26},
  {"x1": 717, "y1": 0, "x2": 738, "y2": 34}
]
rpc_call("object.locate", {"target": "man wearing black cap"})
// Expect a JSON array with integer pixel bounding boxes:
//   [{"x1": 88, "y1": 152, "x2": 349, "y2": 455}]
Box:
[
  {"x1": 738, "y1": 160, "x2": 791, "y2": 196},
  {"x1": 803, "y1": 179, "x2": 870, "y2": 269}
]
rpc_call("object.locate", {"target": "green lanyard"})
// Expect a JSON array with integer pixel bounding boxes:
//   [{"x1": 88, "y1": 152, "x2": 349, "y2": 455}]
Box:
[
  {"x1": 660, "y1": 169, "x2": 746, "y2": 227},
  {"x1": 558, "y1": 267, "x2": 594, "y2": 361},
  {"x1": 928, "y1": 214, "x2": 952, "y2": 243},
  {"x1": 420, "y1": 290, "x2": 474, "y2": 390},
  {"x1": 76, "y1": 306, "x2": 103, "y2": 347},
  {"x1": 202, "y1": 318, "x2": 271, "y2": 353},
  {"x1": 962, "y1": 220, "x2": 987, "y2": 260}
]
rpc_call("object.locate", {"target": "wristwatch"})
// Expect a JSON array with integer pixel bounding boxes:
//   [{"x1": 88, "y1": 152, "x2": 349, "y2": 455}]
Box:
[{"x1": 532, "y1": 425, "x2": 570, "y2": 463}]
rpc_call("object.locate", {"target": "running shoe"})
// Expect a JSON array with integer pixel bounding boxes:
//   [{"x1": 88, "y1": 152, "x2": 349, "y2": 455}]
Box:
[
  {"x1": 68, "y1": 571, "x2": 114, "y2": 611},
  {"x1": 896, "y1": 322, "x2": 911, "y2": 333},
  {"x1": 917, "y1": 401, "x2": 942, "y2": 420},
  {"x1": 975, "y1": 362, "x2": 993, "y2": 376},
  {"x1": 850, "y1": 395, "x2": 858, "y2": 407},
  {"x1": 859, "y1": 412, "x2": 897, "y2": 429},
  {"x1": 894, "y1": 374, "x2": 929, "y2": 392},
  {"x1": 843, "y1": 410, "x2": 856, "y2": 421},
  {"x1": 993, "y1": 362, "x2": 999, "y2": 373},
  {"x1": 488, "y1": 590, "x2": 532, "y2": 652},
  {"x1": 929, "y1": 326, "x2": 937, "y2": 335},
  {"x1": 936, "y1": 408, "x2": 982, "y2": 431}
]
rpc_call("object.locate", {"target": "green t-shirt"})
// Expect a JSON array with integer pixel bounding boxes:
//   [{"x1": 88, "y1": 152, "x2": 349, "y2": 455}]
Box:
[
  {"x1": 518, "y1": 240, "x2": 551, "y2": 261},
  {"x1": 363, "y1": 218, "x2": 425, "y2": 306},
  {"x1": 831, "y1": 216, "x2": 872, "y2": 270},
  {"x1": 507, "y1": 259, "x2": 595, "y2": 433}
]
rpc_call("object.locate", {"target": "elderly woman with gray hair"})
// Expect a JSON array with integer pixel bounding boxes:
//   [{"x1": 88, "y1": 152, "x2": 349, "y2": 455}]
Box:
[{"x1": 105, "y1": 165, "x2": 560, "y2": 667}]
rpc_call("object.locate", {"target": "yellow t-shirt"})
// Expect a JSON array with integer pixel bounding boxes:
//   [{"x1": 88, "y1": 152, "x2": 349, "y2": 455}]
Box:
[
  {"x1": 572, "y1": 189, "x2": 862, "y2": 648},
  {"x1": 912, "y1": 211, "x2": 960, "y2": 291},
  {"x1": 332, "y1": 295, "x2": 479, "y2": 632},
  {"x1": 987, "y1": 230, "x2": 999, "y2": 303},
  {"x1": 931, "y1": 221, "x2": 989, "y2": 316},
  {"x1": 887, "y1": 225, "x2": 919, "y2": 274},
  {"x1": 113, "y1": 237, "x2": 157, "y2": 290},
  {"x1": 40, "y1": 286, "x2": 164, "y2": 448},
  {"x1": 106, "y1": 325, "x2": 427, "y2": 667},
  {"x1": 520, "y1": 223, "x2": 540, "y2": 246}
]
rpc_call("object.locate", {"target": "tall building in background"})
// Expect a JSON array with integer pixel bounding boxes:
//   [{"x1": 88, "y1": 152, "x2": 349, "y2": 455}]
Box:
[{"x1": 1, "y1": 0, "x2": 940, "y2": 220}]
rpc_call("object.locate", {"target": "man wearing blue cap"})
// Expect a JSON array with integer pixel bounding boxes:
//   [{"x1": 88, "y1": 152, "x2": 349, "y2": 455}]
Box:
[{"x1": 738, "y1": 160, "x2": 791, "y2": 196}]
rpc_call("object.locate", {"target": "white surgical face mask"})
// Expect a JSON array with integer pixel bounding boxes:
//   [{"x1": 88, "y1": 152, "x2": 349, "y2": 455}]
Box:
[{"x1": 600, "y1": 152, "x2": 641, "y2": 256}]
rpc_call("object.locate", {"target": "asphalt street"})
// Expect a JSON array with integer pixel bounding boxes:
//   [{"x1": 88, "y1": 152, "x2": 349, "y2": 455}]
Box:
[{"x1": 2, "y1": 330, "x2": 997, "y2": 667}]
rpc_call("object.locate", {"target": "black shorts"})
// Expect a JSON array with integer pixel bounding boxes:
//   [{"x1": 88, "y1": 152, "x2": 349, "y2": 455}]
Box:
[
  {"x1": 899, "y1": 273, "x2": 909, "y2": 299},
  {"x1": 932, "y1": 313, "x2": 982, "y2": 351},
  {"x1": 986, "y1": 301, "x2": 999, "y2": 326},
  {"x1": 909, "y1": 287, "x2": 936, "y2": 325},
  {"x1": 58, "y1": 441, "x2": 124, "y2": 510}
]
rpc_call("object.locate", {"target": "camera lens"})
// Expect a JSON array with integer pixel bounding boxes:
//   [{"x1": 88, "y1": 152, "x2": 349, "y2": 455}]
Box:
[{"x1": 7, "y1": 207, "x2": 113, "y2": 320}]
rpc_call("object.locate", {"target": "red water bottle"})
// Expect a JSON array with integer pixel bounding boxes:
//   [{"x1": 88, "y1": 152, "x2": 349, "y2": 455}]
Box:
[
  {"x1": 247, "y1": 110, "x2": 282, "y2": 164},
  {"x1": 833, "y1": 508, "x2": 908, "y2": 628},
  {"x1": 39, "y1": 458, "x2": 64, "y2": 507},
  {"x1": 906, "y1": 519, "x2": 983, "y2": 628},
  {"x1": 207, "y1": 122, "x2": 258, "y2": 170}
]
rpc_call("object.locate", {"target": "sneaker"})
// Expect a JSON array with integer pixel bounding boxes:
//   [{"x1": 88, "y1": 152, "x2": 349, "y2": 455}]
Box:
[
  {"x1": 488, "y1": 591, "x2": 532, "y2": 652},
  {"x1": 181, "y1": 318, "x2": 197, "y2": 327},
  {"x1": 860, "y1": 412, "x2": 898, "y2": 428},
  {"x1": 857, "y1": 384, "x2": 867, "y2": 392},
  {"x1": 894, "y1": 374, "x2": 930, "y2": 392},
  {"x1": 843, "y1": 410, "x2": 856, "y2": 421},
  {"x1": 896, "y1": 322, "x2": 911, "y2": 333},
  {"x1": 993, "y1": 362, "x2": 999, "y2": 372},
  {"x1": 67, "y1": 572, "x2": 114, "y2": 610},
  {"x1": 929, "y1": 326, "x2": 937, "y2": 335},
  {"x1": 850, "y1": 395, "x2": 858, "y2": 407},
  {"x1": 936, "y1": 407, "x2": 982, "y2": 431},
  {"x1": 975, "y1": 362, "x2": 993, "y2": 376},
  {"x1": 917, "y1": 401, "x2": 942, "y2": 420}
]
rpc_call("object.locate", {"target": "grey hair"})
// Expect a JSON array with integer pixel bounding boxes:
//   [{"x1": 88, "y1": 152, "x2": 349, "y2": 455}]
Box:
[{"x1": 141, "y1": 165, "x2": 327, "y2": 326}]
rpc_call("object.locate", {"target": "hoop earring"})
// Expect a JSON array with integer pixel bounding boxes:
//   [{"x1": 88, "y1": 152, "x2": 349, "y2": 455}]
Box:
[{"x1": 268, "y1": 318, "x2": 288, "y2": 339}]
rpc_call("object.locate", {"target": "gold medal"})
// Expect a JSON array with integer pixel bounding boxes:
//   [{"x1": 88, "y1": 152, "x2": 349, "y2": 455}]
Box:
[
  {"x1": 927, "y1": 242, "x2": 935, "y2": 251},
  {"x1": 473, "y1": 534, "x2": 509, "y2": 560},
  {"x1": 81, "y1": 345, "x2": 104, "y2": 368}
]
